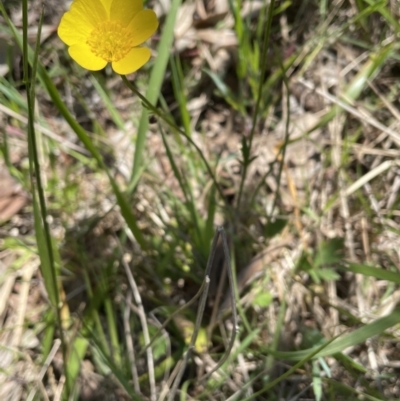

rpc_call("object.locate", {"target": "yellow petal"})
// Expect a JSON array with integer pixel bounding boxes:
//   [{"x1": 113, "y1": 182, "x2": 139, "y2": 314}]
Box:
[
  {"x1": 69, "y1": 43, "x2": 108, "y2": 71},
  {"x1": 110, "y1": 0, "x2": 143, "y2": 26},
  {"x1": 68, "y1": 0, "x2": 107, "y2": 30},
  {"x1": 112, "y1": 47, "x2": 151, "y2": 75},
  {"x1": 127, "y1": 9, "x2": 159, "y2": 47},
  {"x1": 58, "y1": 10, "x2": 92, "y2": 46},
  {"x1": 100, "y1": 0, "x2": 113, "y2": 15}
]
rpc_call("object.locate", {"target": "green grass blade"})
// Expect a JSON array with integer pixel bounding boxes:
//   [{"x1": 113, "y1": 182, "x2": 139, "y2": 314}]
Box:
[
  {"x1": 239, "y1": 335, "x2": 340, "y2": 401},
  {"x1": 236, "y1": 0, "x2": 276, "y2": 207},
  {"x1": 31, "y1": 194, "x2": 57, "y2": 306},
  {"x1": 270, "y1": 309, "x2": 400, "y2": 361},
  {"x1": 19, "y1": 1, "x2": 71, "y2": 395},
  {"x1": 90, "y1": 75, "x2": 125, "y2": 131},
  {"x1": 170, "y1": 55, "x2": 191, "y2": 136},
  {"x1": 89, "y1": 339, "x2": 143, "y2": 401},
  {"x1": 342, "y1": 263, "x2": 400, "y2": 284},
  {"x1": 160, "y1": 128, "x2": 204, "y2": 249},
  {"x1": 309, "y1": 43, "x2": 394, "y2": 136},
  {"x1": 130, "y1": 0, "x2": 182, "y2": 189},
  {"x1": 66, "y1": 336, "x2": 89, "y2": 395}
]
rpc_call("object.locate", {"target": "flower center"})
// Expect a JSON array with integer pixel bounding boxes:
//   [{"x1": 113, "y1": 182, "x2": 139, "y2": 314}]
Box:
[{"x1": 87, "y1": 21, "x2": 133, "y2": 62}]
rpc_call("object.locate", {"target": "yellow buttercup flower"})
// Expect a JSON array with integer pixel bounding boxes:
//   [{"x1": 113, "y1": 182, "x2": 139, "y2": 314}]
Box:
[{"x1": 58, "y1": 0, "x2": 158, "y2": 75}]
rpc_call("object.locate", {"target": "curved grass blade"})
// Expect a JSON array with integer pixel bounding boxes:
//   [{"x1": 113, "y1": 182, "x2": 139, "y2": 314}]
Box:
[
  {"x1": 129, "y1": 0, "x2": 182, "y2": 190},
  {"x1": 342, "y1": 263, "x2": 400, "y2": 284},
  {"x1": 270, "y1": 309, "x2": 400, "y2": 361}
]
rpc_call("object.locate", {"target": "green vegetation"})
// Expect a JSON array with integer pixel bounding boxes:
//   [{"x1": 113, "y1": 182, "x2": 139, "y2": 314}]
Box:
[{"x1": 0, "y1": 0, "x2": 400, "y2": 400}]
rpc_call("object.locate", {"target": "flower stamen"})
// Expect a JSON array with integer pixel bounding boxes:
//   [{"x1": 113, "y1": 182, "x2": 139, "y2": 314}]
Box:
[{"x1": 87, "y1": 21, "x2": 134, "y2": 62}]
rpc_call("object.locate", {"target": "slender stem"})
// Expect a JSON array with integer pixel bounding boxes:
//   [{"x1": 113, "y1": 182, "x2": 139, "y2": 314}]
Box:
[
  {"x1": 200, "y1": 226, "x2": 238, "y2": 381},
  {"x1": 22, "y1": 2, "x2": 70, "y2": 395},
  {"x1": 266, "y1": 51, "x2": 291, "y2": 223},
  {"x1": 122, "y1": 256, "x2": 156, "y2": 401},
  {"x1": 236, "y1": 0, "x2": 276, "y2": 208},
  {"x1": 167, "y1": 227, "x2": 221, "y2": 401}
]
